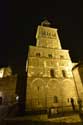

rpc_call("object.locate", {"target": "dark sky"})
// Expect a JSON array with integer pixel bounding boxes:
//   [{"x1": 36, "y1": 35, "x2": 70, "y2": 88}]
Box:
[{"x1": 0, "y1": 1, "x2": 83, "y2": 73}]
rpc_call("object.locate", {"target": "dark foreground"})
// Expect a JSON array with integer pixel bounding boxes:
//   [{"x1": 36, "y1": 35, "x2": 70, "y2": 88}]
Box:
[
  {"x1": 1, "y1": 112, "x2": 83, "y2": 125},
  {"x1": 1, "y1": 104, "x2": 83, "y2": 125},
  {"x1": 2, "y1": 120, "x2": 83, "y2": 125}
]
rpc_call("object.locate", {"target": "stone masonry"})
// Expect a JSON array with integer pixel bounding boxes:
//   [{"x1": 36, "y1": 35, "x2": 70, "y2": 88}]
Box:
[{"x1": 26, "y1": 20, "x2": 80, "y2": 111}]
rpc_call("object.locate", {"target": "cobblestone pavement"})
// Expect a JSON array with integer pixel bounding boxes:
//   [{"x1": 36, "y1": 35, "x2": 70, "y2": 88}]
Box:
[
  {"x1": 4, "y1": 113, "x2": 82, "y2": 123},
  {"x1": 48, "y1": 114, "x2": 82, "y2": 123}
]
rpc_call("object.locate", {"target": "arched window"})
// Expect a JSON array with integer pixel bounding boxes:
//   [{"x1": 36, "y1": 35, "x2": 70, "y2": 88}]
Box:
[
  {"x1": 36, "y1": 53, "x2": 40, "y2": 57},
  {"x1": 62, "y1": 70, "x2": 66, "y2": 77},
  {"x1": 50, "y1": 69, "x2": 55, "y2": 77}
]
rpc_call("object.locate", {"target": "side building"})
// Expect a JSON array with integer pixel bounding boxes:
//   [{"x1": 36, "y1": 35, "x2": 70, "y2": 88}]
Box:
[
  {"x1": 26, "y1": 20, "x2": 83, "y2": 112},
  {"x1": 72, "y1": 62, "x2": 83, "y2": 101},
  {"x1": 0, "y1": 67, "x2": 17, "y2": 105}
]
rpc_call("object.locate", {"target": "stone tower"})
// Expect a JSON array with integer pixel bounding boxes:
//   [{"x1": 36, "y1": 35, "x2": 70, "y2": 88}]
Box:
[{"x1": 26, "y1": 20, "x2": 78, "y2": 111}]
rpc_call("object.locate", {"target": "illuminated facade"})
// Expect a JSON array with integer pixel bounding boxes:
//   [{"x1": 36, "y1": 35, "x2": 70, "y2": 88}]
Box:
[
  {"x1": 77, "y1": 62, "x2": 83, "y2": 84},
  {"x1": 72, "y1": 62, "x2": 83, "y2": 100},
  {"x1": 0, "y1": 67, "x2": 12, "y2": 78},
  {"x1": 0, "y1": 67, "x2": 17, "y2": 105},
  {"x1": 26, "y1": 20, "x2": 81, "y2": 111}
]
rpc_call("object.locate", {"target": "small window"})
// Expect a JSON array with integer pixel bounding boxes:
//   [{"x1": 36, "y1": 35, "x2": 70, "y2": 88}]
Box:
[
  {"x1": 62, "y1": 70, "x2": 66, "y2": 77},
  {"x1": 48, "y1": 54, "x2": 52, "y2": 58},
  {"x1": 38, "y1": 101, "x2": 40, "y2": 105},
  {"x1": 54, "y1": 96, "x2": 58, "y2": 103},
  {"x1": 50, "y1": 69, "x2": 55, "y2": 77},
  {"x1": 36, "y1": 53, "x2": 40, "y2": 57},
  {"x1": 60, "y1": 55, "x2": 64, "y2": 59}
]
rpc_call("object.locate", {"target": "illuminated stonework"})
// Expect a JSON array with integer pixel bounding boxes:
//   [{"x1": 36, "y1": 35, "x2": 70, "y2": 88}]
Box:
[
  {"x1": 26, "y1": 21, "x2": 80, "y2": 111},
  {"x1": 0, "y1": 67, "x2": 12, "y2": 78},
  {"x1": 0, "y1": 74, "x2": 17, "y2": 104},
  {"x1": 72, "y1": 63, "x2": 83, "y2": 100},
  {"x1": 0, "y1": 67, "x2": 17, "y2": 104}
]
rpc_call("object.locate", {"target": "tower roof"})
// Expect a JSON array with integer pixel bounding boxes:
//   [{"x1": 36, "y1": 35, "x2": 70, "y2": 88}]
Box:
[{"x1": 41, "y1": 20, "x2": 51, "y2": 27}]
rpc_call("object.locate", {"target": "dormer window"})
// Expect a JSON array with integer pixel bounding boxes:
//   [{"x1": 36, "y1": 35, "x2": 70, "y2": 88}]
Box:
[{"x1": 36, "y1": 53, "x2": 40, "y2": 57}]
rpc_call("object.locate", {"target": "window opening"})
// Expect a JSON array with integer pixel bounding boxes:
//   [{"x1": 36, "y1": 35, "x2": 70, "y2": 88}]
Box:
[
  {"x1": 62, "y1": 70, "x2": 66, "y2": 77},
  {"x1": 50, "y1": 69, "x2": 55, "y2": 77},
  {"x1": 60, "y1": 55, "x2": 64, "y2": 59},
  {"x1": 48, "y1": 54, "x2": 52, "y2": 58},
  {"x1": 36, "y1": 53, "x2": 40, "y2": 57}
]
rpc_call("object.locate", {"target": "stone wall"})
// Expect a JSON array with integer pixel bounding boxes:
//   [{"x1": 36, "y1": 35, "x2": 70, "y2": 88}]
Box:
[
  {"x1": 28, "y1": 46, "x2": 70, "y2": 60},
  {"x1": 79, "y1": 65, "x2": 83, "y2": 84},
  {"x1": 26, "y1": 23, "x2": 79, "y2": 112},
  {"x1": 36, "y1": 26, "x2": 62, "y2": 49},
  {"x1": 0, "y1": 75, "x2": 17, "y2": 104},
  {"x1": 73, "y1": 67, "x2": 83, "y2": 100},
  {"x1": 26, "y1": 77, "x2": 78, "y2": 111}
]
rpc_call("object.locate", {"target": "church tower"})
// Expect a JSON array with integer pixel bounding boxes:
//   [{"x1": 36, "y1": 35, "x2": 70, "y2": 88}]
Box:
[{"x1": 26, "y1": 20, "x2": 78, "y2": 111}]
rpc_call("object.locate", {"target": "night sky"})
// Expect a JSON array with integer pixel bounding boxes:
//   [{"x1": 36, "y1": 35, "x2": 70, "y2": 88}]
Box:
[{"x1": 0, "y1": 1, "x2": 83, "y2": 74}]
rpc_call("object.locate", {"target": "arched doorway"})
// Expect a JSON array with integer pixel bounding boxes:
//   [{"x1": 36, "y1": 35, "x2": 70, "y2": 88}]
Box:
[
  {"x1": 62, "y1": 79, "x2": 78, "y2": 105},
  {"x1": 47, "y1": 79, "x2": 61, "y2": 107}
]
